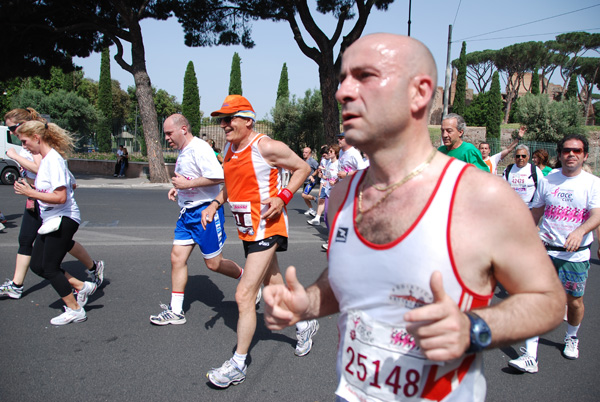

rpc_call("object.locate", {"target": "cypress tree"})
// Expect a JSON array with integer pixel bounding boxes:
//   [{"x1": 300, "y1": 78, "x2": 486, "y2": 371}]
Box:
[
  {"x1": 452, "y1": 42, "x2": 467, "y2": 117},
  {"x1": 182, "y1": 61, "x2": 201, "y2": 135},
  {"x1": 565, "y1": 73, "x2": 578, "y2": 100},
  {"x1": 531, "y1": 68, "x2": 540, "y2": 95},
  {"x1": 485, "y1": 71, "x2": 503, "y2": 140},
  {"x1": 276, "y1": 63, "x2": 289, "y2": 104},
  {"x1": 229, "y1": 52, "x2": 242, "y2": 95},
  {"x1": 97, "y1": 47, "x2": 113, "y2": 152}
]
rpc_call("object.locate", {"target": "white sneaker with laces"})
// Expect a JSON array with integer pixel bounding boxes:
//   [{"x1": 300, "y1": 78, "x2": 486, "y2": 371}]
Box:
[
  {"x1": 508, "y1": 347, "x2": 538, "y2": 373},
  {"x1": 563, "y1": 336, "x2": 579, "y2": 359},
  {"x1": 50, "y1": 306, "x2": 87, "y2": 325},
  {"x1": 88, "y1": 260, "x2": 105, "y2": 287},
  {"x1": 207, "y1": 359, "x2": 246, "y2": 388},
  {"x1": 149, "y1": 304, "x2": 186, "y2": 325},
  {"x1": 307, "y1": 217, "x2": 320, "y2": 226},
  {"x1": 304, "y1": 209, "x2": 316, "y2": 217},
  {"x1": 76, "y1": 281, "x2": 97, "y2": 308},
  {"x1": 295, "y1": 320, "x2": 319, "y2": 356}
]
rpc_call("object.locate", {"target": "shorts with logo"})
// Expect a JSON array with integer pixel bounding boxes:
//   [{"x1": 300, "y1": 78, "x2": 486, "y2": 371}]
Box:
[
  {"x1": 174, "y1": 203, "x2": 227, "y2": 259},
  {"x1": 550, "y1": 256, "x2": 590, "y2": 297},
  {"x1": 242, "y1": 235, "x2": 288, "y2": 258}
]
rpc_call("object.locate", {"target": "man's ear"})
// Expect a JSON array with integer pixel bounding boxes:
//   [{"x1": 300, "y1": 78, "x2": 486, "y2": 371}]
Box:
[{"x1": 410, "y1": 74, "x2": 434, "y2": 114}]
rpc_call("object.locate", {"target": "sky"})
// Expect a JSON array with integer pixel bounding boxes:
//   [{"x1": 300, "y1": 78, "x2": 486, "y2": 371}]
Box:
[{"x1": 74, "y1": 0, "x2": 600, "y2": 121}]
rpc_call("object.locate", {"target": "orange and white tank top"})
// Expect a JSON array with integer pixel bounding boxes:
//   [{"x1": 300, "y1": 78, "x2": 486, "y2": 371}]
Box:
[
  {"x1": 329, "y1": 158, "x2": 493, "y2": 402},
  {"x1": 223, "y1": 133, "x2": 288, "y2": 242}
]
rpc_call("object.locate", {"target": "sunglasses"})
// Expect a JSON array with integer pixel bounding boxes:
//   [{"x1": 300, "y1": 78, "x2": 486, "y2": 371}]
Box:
[
  {"x1": 561, "y1": 148, "x2": 584, "y2": 155},
  {"x1": 216, "y1": 115, "x2": 243, "y2": 124},
  {"x1": 8, "y1": 122, "x2": 23, "y2": 133},
  {"x1": 515, "y1": 155, "x2": 528, "y2": 159}
]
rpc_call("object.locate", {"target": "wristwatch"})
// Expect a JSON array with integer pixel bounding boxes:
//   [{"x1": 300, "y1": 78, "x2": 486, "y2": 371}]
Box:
[{"x1": 465, "y1": 311, "x2": 492, "y2": 354}]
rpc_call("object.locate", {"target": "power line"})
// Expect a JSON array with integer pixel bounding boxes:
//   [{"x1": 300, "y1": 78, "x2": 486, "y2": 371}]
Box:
[
  {"x1": 455, "y1": 3, "x2": 600, "y2": 42},
  {"x1": 457, "y1": 27, "x2": 600, "y2": 43},
  {"x1": 452, "y1": 0, "x2": 462, "y2": 27}
]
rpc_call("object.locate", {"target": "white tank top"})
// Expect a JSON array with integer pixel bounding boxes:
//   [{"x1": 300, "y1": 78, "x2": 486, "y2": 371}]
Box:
[{"x1": 329, "y1": 158, "x2": 492, "y2": 402}]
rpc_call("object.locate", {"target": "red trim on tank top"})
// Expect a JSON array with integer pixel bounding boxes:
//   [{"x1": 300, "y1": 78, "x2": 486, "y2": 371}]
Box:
[
  {"x1": 352, "y1": 158, "x2": 454, "y2": 250},
  {"x1": 447, "y1": 165, "x2": 494, "y2": 302}
]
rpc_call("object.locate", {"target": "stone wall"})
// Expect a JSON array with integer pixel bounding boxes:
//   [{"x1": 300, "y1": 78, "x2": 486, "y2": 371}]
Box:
[{"x1": 68, "y1": 159, "x2": 176, "y2": 178}]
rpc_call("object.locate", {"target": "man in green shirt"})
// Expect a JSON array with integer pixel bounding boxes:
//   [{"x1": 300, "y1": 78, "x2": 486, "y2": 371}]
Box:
[{"x1": 438, "y1": 113, "x2": 490, "y2": 172}]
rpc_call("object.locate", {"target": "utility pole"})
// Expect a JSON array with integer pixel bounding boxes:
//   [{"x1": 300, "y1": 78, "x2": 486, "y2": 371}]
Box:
[
  {"x1": 407, "y1": 0, "x2": 412, "y2": 36},
  {"x1": 442, "y1": 25, "x2": 453, "y2": 119}
]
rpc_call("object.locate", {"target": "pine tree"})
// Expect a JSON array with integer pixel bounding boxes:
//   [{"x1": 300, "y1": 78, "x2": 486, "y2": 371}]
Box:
[
  {"x1": 565, "y1": 73, "x2": 578, "y2": 100},
  {"x1": 97, "y1": 47, "x2": 113, "y2": 152},
  {"x1": 485, "y1": 71, "x2": 503, "y2": 140},
  {"x1": 531, "y1": 68, "x2": 540, "y2": 95},
  {"x1": 182, "y1": 61, "x2": 201, "y2": 135},
  {"x1": 452, "y1": 42, "x2": 467, "y2": 117},
  {"x1": 276, "y1": 63, "x2": 289, "y2": 104},
  {"x1": 229, "y1": 52, "x2": 242, "y2": 95}
]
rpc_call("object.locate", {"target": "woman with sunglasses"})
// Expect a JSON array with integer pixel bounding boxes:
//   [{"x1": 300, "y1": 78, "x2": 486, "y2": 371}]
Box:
[{"x1": 1, "y1": 109, "x2": 103, "y2": 308}]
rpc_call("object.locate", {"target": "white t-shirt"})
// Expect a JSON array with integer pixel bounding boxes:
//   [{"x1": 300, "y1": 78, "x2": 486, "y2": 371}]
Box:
[
  {"x1": 35, "y1": 148, "x2": 80, "y2": 223},
  {"x1": 323, "y1": 159, "x2": 339, "y2": 197},
  {"x1": 484, "y1": 152, "x2": 503, "y2": 175},
  {"x1": 174, "y1": 137, "x2": 224, "y2": 209},
  {"x1": 531, "y1": 169, "x2": 600, "y2": 262},
  {"x1": 503, "y1": 163, "x2": 543, "y2": 208},
  {"x1": 338, "y1": 146, "x2": 369, "y2": 175},
  {"x1": 19, "y1": 148, "x2": 37, "y2": 180}
]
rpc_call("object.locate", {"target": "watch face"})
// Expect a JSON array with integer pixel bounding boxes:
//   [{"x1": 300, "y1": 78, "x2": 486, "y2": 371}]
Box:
[{"x1": 474, "y1": 322, "x2": 492, "y2": 346}]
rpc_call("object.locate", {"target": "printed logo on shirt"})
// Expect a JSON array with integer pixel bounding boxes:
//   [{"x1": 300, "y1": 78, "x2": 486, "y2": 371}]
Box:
[
  {"x1": 389, "y1": 283, "x2": 433, "y2": 309},
  {"x1": 335, "y1": 227, "x2": 349, "y2": 243},
  {"x1": 550, "y1": 187, "x2": 574, "y2": 202}
]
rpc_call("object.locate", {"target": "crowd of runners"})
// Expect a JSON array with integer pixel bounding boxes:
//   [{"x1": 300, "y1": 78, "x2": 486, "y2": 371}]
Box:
[{"x1": 1, "y1": 33, "x2": 599, "y2": 401}]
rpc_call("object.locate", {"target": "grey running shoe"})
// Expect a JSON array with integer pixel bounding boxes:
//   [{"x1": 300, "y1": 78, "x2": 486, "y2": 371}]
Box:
[
  {"x1": 295, "y1": 320, "x2": 320, "y2": 356},
  {"x1": 0, "y1": 279, "x2": 23, "y2": 299},
  {"x1": 508, "y1": 347, "x2": 538, "y2": 373},
  {"x1": 149, "y1": 304, "x2": 186, "y2": 325},
  {"x1": 207, "y1": 359, "x2": 246, "y2": 388},
  {"x1": 88, "y1": 260, "x2": 105, "y2": 287},
  {"x1": 50, "y1": 306, "x2": 87, "y2": 325},
  {"x1": 563, "y1": 336, "x2": 579, "y2": 359},
  {"x1": 76, "y1": 281, "x2": 97, "y2": 308}
]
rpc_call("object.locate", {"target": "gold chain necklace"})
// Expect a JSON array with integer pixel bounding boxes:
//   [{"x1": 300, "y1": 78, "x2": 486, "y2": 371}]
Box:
[{"x1": 356, "y1": 148, "x2": 437, "y2": 224}]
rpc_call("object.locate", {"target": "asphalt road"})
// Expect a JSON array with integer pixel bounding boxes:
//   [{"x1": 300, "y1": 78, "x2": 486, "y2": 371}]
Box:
[{"x1": 1, "y1": 182, "x2": 599, "y2": 401}]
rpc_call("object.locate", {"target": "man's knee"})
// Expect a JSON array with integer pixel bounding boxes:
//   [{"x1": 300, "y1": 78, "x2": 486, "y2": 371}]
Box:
[{"x1": 204, "y1": 256, "x2": 221, "y2": 272}]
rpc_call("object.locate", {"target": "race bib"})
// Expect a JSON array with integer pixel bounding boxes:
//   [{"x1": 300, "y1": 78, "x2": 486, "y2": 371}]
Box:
[
  {"x1": 336, "y1": 310, "x2": 428, "y2": 401},
  {"x1": 229, "y1": 201, "x2": 254, "y2": 235}
]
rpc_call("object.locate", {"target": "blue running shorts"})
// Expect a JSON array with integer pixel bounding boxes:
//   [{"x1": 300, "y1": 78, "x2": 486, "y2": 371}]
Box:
[
  {"x1": 174, "y1": 203, "x2": 227, "y2": 259},
  {"x1": 550, "y1": 256, "x2": 590, "y2": 298}
]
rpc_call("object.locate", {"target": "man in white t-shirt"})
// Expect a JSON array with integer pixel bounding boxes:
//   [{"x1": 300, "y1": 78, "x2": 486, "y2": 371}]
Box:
[
  {"x1": 149, "y1": 114, "x2": 244, "y2": 325},
  {"x1": 503, "y1": 144, "x2": 543, "y2": 209},
  {"x1": 337, "y1": 132, "x2": 368, "y2": 180},
  {"x1": 479, "y1": 126, "x2": 524, "y2": 175},
  {"x1": 508, "y1": 134, "x2": 600, "y2": 373}
]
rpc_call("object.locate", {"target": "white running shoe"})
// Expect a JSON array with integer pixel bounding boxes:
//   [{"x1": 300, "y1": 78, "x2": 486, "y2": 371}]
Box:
[
  {"x1": 88, "y1": 260, "x2": 105, "y2": 287},
  {"x1": 508, "y1": 347, "x2": 538, "y2": 373},
  {"x1": 321, "y1": 243, "x2": 328, "y2": 251},
  {"x1": 0, "y1": 279, "x2": 23, "y2": 299},
  {"x1": 207, "y1": 359, "x2": 246, "y2": 388},
  {"x1": 149, "y1": 304, "x2": 186, "y2": 325},
  {"x1": 76, "y1": 281, "x2": 97, "y2": 308},
  {"x1": 50, "y1": 306, "x2": 87, "y2": 325},
  {"x1": 307, "y1": 217, "x2": 320, "y2": 226},
  {"x1": 304, "y1": 209, "x2": 316, "y2": 217},
  {"x1": 295, "y1": 320, "x2": 319, "y2": 356},
  {"x1": 563, "y1": 336, "x2": 579, "y2": 359}
]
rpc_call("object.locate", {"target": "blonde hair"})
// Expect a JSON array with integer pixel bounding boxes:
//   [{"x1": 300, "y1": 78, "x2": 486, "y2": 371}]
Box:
[
  {"x1": 4, "y1": 107, "x2": 46, "y2": 124},
  {"x1": 17, "y1": 121, "x2": 74, "y2": 158}
]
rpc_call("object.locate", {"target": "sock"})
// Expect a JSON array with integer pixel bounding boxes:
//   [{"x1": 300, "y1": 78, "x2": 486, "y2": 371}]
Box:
[
  {"x1": 566, "y1": 324, "x2": 580, "y2": 338},
  {"x1": 525, "y1": 337, "x2": 539, "y2": 359},
  {"x1": 296, "y1": 321, "x2": 309, "y2": 332},
  {"x1": 89, "y1": 261, "x2": 97, "y2": 272},
  {"x1": 314, "y1": 214, "x2": 321, "y2": 220},
  {"x1": 170, "y1": 292, "x2": 184, "y2": 314},
  {"x1": 12, "y1": 281, "x2": 23, "y2": 288},
  {"x1": 236, "y1": 268, "x2": 244, "y2": 280},
  {"x1": 232, "y1": 352, "x2": 247, "y2": 370}
]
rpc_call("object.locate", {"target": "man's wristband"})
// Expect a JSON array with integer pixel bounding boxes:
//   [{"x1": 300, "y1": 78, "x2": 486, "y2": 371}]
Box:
[
  {"x1": 277, "y1": 188, "x2": 293, "y2": 205},
  {"x1": 210, "y1": 199, "x2": 221, "y2": 208}
]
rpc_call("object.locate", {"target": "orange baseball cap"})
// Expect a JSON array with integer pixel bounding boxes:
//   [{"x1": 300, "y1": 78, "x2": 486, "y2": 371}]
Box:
[{"x1": 211, "y1": 95, "x2": 255, "y2": 117}]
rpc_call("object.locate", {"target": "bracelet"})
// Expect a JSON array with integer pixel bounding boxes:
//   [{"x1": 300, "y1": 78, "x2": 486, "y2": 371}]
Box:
[
  {"x1": 210, "y1": 199, "x2": 221, "y2": 208},
  {"x1": 277, "y1": 188, "x2": 293, "y2": 205}
]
